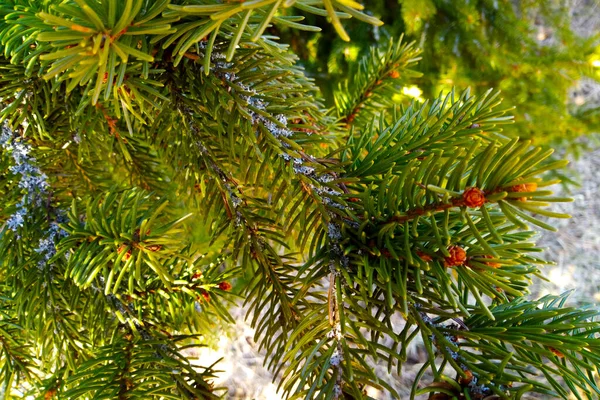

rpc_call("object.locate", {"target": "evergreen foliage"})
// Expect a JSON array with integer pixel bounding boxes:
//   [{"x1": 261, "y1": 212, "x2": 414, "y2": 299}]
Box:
[{"x1": 0, "y1": 1, "x2": 598, "y2": 399}]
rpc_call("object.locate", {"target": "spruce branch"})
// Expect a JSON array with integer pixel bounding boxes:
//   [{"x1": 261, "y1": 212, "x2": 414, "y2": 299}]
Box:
[
  {"x1": 60, "y1": 334, "x2": 220, "y2": 399},
  {"x1": 165, "y1": 0, "x2": 382, "y2": 61},
  {"x1": 168, "y1": 38, "x2": 381, "y2": 399},
  {"x1": 413, "y1": 293, "x2": 600, "y2": 399},
  {"x1": 335, "y1": 38, "x2": 422, "y2": 127},
  {"x1": 1, "y1": 2, "x2": 599, "y2": 399},
  {"x1": 0, "y1": 314, "x2": 37, "y2": 395}
]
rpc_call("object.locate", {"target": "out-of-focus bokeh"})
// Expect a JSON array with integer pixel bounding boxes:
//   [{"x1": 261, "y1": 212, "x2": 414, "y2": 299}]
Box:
[{"x1": 281, "y1": 0, "x2": 600, "y2": 146}]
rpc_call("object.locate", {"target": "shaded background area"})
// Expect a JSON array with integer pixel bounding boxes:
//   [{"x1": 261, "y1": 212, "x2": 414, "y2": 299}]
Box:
[{"x1": 279, "y1": 0, "x2": 600, "y2": 144}]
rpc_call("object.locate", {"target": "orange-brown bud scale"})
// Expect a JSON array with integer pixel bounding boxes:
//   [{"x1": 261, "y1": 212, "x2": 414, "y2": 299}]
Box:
[
  {"x1": 444, "y1": 246, "x2": 467, "y2": 267},
  {"x1": 548, "y1": 347, "x2": 564, "y2": 358},
  {"x1": 462, "y1": 187, "x2": 486, "y2": 208},
  {"x1": 459, "y1": 369, "x2": 474, "y2": 385},
  {"x1": 145, "y1": 244, "x2": 162, "y2": 252},
  {"x1": 509, "y1": 182, "x2": 538, "y2": 201},
  {"x1": 200, "y1": 291, "x2": 210, "y2": 302},
  {"x1": 482, "y1": 255, "x2": 501, "y2": 268},
  {"x1": 191, "y1": 271, "x2": 203, "y2": 280},
  {"x1": 71, "y1": 24, "x2": 94, "y2": 33},
  {"x1": 219, "y1": 281, "x2": 232, "y2": 291},
  {"x1": 416, "y1": 251, "x2": 433, "y2": 262},
  {"x1": 389, "y1": 70, "x2": 400, "y2": 79},
  {"x1": 117, "y1": 244, "x2": 132, "y2": 260},
  {"x1": 45, "y1": 388, "x2": 58, "y2": 399},
  {"x1": 510, "y1": 182, "x2": 538, "y2": 193}
]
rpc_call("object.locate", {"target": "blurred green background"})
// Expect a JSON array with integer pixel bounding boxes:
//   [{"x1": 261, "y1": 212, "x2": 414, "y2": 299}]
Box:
[{"x1": 278, "y1": 0, "x2": 600, "y2": 148}]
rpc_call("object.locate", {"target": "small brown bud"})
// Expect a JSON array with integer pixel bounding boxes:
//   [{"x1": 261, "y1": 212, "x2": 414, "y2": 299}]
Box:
[
  {"x1": 145, "y1": 244, "x2": 162, "y2": 252},
  {"x1": 200, "y1": 291, "x2": 210, "y2": 302},
  {"x1": 389, "y1": 70, "x2": 400, "y2": 79},
  {"x1": 444, "y1": 246, "x2": 467, "y2": 267},
  {"x1": 416, "y1": 251, "x2": 433, "y2": 262},
  {"x1": 482, "y1": 255, "x2": 501, "y2": 268},
  {"x1": 192, "y1": 271, "x2": 203, "y2": 280},
  {"x1": 459, "y1": 369, "x2": 474, "y2": 385},
  {"x1": 509, "y1": 182, "x2": 538, "y2": 201},
  {"x1": 218, "y1": 281, "x2": 232, "y2": 291},
  {"x1": 45, "y1": 388, "x2": 58, "y2": 399},
  {"x1": 429, "y1": 394, "x2": 450, "y2": 400},
  {"x1": 548, "y1": 347, "x2": 564, "y2": 358},
  {"x1": 463, "y1": 187, "x2": 486, "y2": 208}
]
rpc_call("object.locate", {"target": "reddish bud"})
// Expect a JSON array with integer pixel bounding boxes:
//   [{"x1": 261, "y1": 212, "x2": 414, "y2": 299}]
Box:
[
  {"x1": 548, "y1": 347, "x2": 564, "y2": 358},
  {"x1": 192, "y1": 271, "x2": 203, "y2": 280},
  {"x1": 459, "y1": 369, "x2": 474, "y2": 385},
  {"x1": 416, "y1": 251, "x2": 433, "y2": 262},
  {"x1": 45, "y1": 388, "x2": 58, "y2": 399},
  {"x1": 482, "y1": 255, "x2": 501, "y2": 268},
  {"x1": 509, "y1": 182, "x2": 538, "y2": 201},
  {"x1": 462, "y1": 187, "x2": 486, "y2": 208},
  {"x1": 444, "y1": 246, "x2": 467, "y2": 267},
  {"x1": 145, "y1": 244, "x2": 162, "y2": 252}
]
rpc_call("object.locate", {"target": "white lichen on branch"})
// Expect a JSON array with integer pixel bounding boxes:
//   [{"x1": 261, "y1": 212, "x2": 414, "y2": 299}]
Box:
[{"x1": 1, "y1": 123, "x2": 67, "y2": 268}]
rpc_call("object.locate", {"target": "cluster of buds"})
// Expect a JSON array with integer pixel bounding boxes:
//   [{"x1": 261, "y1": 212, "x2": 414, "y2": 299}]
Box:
[
  {"x1": 195, "y1": 281, "x2": 232, "y2": 308},
  {"x1": 445, "y1": 248, "x2": 504, "y2": 270},
  {"x1": 420, "y1": 246, "x2": 502, "y2": 271}
]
